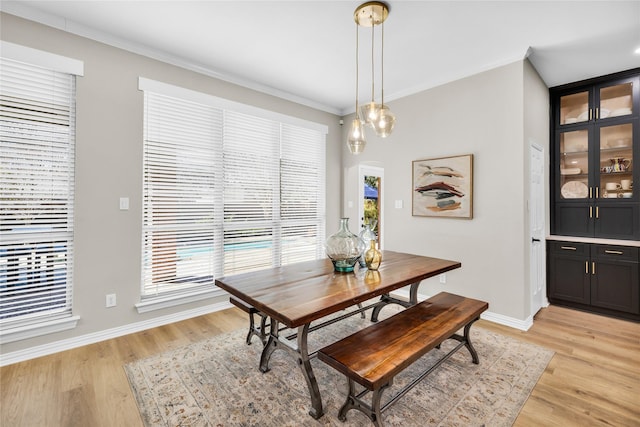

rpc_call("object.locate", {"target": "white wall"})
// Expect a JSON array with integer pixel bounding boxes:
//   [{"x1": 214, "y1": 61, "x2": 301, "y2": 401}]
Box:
[
  {"x1": 342, "y1": 60, "x2": 549, "y2": 325},
  {"x1": 1, "y1": 12, "x2": 550, "y2": 360},
  {"x1": 0, "y1": 12, "x2": 343, "y2": 357}
]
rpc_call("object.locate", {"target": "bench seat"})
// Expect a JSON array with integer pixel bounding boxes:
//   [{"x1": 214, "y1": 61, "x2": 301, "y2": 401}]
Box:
[{"x1": 317, "y1": 292, "x2": 488, "y2": 426}]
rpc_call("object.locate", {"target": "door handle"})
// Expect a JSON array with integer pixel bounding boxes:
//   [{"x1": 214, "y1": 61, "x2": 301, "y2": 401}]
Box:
[{"x1": 532, "y1": 238, "x2": 540, "y2": 242}]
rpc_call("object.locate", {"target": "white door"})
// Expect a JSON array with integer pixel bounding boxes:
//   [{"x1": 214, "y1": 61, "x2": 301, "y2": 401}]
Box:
[{"x1": 530, "y1": 143, "x2": 546, "y2": 316}]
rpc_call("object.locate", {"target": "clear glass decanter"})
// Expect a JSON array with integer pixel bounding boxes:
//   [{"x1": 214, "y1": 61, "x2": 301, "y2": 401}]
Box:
[{"x1": 325, "y1": 218, "x2": 365, "y2": 273}]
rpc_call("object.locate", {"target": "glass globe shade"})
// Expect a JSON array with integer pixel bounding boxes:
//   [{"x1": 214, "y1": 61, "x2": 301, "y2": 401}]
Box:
[
  {"x1": 347, "y1": 118, "x2": 367, "y2": 154},
  {"x1": 373, "y1": 105, "x2": 396, "y2": 138},
  {"x1": 360, "y1": 102, "x2": 381, "y2": 126}
]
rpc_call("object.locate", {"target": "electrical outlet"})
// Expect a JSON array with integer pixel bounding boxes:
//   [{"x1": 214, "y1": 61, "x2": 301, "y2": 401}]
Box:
[
  {"x1": 439, "y1": 273, "x2": 446, "y2": 284},
  {"x1": 106, "y1": 293, "x2": 117, "y2": 307}
]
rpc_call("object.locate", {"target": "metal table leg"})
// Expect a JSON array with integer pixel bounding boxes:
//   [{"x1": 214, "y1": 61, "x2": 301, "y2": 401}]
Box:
[
  {"x1": 297, "y1": 323, "x2": 324, "y2": 419},
  {"x1": 258, "y1": 318, "x2": 324, "y2": 419},
  {"x1": 370, "y1": 281, "x2": 420, "y2": 321}
]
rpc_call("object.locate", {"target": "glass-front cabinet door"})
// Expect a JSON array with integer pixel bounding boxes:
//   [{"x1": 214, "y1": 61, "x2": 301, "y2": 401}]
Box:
[
  {"x1": 598, "y1": 81, "x2": 634, "y2": 120},
  {"x1": 559, "y1": 90, "x2": 591, "y2": 125},
  {"x1": 599, "y1": 123, "x2": 633, "y2": 200},
  {"x1": 559, "y1": 80, "x2": 635, "y2": 125},
  {"x1": 559, "y1": 130, "x2": 590, "y2": 200}
]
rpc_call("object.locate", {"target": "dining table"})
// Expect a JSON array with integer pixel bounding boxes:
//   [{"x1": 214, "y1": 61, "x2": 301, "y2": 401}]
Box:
[{"x1": 214, "y1": 250, "x2": 461, "y2": 419}]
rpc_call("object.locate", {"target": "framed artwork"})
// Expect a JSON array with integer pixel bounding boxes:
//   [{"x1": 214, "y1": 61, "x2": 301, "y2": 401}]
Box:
[{"x1": 412, "y1": 154, "x2": 473, "y2": 219}]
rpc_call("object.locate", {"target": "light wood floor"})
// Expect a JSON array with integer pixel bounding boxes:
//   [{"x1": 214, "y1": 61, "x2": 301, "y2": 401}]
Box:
[{"x1": 1, "y1": 304, "x2": 638, "y2": 426}]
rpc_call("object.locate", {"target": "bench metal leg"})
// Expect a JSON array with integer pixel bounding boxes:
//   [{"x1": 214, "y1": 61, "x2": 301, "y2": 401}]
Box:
[
  {"x1": 357, "y1": 302, "x2": 365, "y2": 319},
  {"x1": 245, "y1": 311, "x2": 257, "y2": 345},
  {"x1": 370, "y1": 386, "x2": 387, "y2": 427},
  {"x1": 259, "y1": 318, "x2": 280, "y2": 373},
  {"x1": 338, "y1": 379, "x2": 389, "y2": 427},
  {"x1": 258, "y1": 313, "x2": 269, "y2": 343},
  {"x1": 463, "y1": 317, "x2": 480, "y2": 364},
  {"x1": 245, "y1": 311, "x2": 270, "y2": 346}
]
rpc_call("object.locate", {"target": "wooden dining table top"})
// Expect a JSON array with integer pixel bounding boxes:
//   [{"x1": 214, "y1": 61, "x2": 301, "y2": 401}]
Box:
[{"x1": 215, "y1": 250, "x2": 461, "y2": 328}]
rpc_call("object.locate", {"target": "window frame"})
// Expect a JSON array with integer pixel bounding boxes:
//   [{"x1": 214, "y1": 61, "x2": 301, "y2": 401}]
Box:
[
  {"x1": 137, "y1": 78, "x2": 327, "y2": 313},
  {"x1": 0, "y1": 42, "x2": 83, "y2": 344}
]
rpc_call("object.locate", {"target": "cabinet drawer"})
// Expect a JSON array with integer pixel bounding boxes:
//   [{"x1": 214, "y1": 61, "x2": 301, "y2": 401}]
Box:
[
  {"x1": 548, "y1": 241, "x2": 590, "y2": 256},
  {"x1": 592, "y1": 245, "x2": 639, "y2": 262}
]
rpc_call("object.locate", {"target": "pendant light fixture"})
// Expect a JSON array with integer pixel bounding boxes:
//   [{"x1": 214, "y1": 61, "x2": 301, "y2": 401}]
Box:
[
  {"x1": 347, "y1": 14, "x2": 366, "y2": 154},
  {"x1": 355, "y1": 1, "x2": 395, "y2": 141}
]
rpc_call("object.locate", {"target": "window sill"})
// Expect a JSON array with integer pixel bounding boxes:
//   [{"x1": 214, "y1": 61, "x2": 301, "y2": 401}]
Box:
[
  {"x1": 0, "y1": 315, "x2": 80, "y2": 345},
  {"x1": 135, "y1": 287, "x2": 225, "y2": 314}
]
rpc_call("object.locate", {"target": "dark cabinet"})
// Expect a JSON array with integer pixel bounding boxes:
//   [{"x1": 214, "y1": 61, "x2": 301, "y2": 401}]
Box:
[
  {"x1": 550, "y1": 69, "x2": 640, "y2": 240},
  {"x1": 547, "y1": 240, "x2": 640, "y2": 320},
  {"x1": 590, "y1": 245, "x2": 640, "y2": 314},
  {"x1": 547, "y1": 242, "x2": 590, "y2": 304}
]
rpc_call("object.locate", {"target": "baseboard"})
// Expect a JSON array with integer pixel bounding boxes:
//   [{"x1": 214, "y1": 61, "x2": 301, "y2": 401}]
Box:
[
  {"x1": 480, "y1": 311, "x2": 533, "y2": 331},
  {"x1": 0, "y1": 300, "x2": 233, "y2": 367},
  {"x1": 2, "y1": 291, "x2": 536, "y2": 366},
  {"x1": 391, "y1": 289, "x2": 533, "y2": 331}
]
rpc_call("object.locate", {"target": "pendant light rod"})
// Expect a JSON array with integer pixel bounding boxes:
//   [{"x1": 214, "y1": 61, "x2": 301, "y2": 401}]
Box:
[
  {"x1": 355, "y1": 20, "x2": 360, "y2": 112},
  {"x1": 370, "y1": 9, "x2": 375, "y2": 103},
  {"x1": 380, "y1": 17, "x2": 385, "y2": 105}
]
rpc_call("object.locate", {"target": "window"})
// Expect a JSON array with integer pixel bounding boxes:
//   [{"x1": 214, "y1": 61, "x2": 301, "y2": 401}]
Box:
[
  {"x1": 0, "y1": 43, "x2": 82, "y2": 342},
  {"x1": 139, "y1": 79, "x2": 326, "y2": 310}
]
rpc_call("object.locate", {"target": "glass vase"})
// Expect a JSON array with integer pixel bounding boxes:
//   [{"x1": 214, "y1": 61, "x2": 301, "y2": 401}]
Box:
[
  {"x1": 364, "y1": 240, "x2": 382, "y2": 271},
  {"x1": 358, "y1": 221, "x2": 377, "y2": 267},
  {"x1": 325, "y1": 218, "x2": 365, "y2": 273}
]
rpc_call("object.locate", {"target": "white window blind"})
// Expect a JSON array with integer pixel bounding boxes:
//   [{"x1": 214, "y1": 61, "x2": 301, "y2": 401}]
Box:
[
  {"x1": 141, "y1": 84, "x2": 326, "y2": 299},
  {"x1": 0, "y1": 57, "x2": 76, "y2": 326},
  {"x1": 142, "y1": 93, "x2": 223, "y2": 297},
  {"x1": 280, "y1": 124, "x2": 326, "y2": 265}
]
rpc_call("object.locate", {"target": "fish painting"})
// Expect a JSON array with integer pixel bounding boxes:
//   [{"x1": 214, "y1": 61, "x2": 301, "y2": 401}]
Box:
[{"x1": 412, "y1": 154, "x2": 473, "y2": 219}]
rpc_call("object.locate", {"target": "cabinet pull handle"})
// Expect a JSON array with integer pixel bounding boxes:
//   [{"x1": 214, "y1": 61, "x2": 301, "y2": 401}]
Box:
[
  {"x1": 605, "y1": 250, "x2": 623, "y2": 255},
  {"x1": 589, "y1": 187, "x2": 593, "y2": 199},
  {"x1": 589, "y1": 108, "x2": 593, "y2": 121},
  {"x1": 589, "y1": 206, "x2": 593, "y2": 218},
  {"x1": 596, "y1": 206, "x2": 599, "y2": 219},
  {"x1": 561, "y1": 246, "x2": 577, "y2": 250},
  {"x1": 596, "y1": 187, "x2": 599, "y2": 199},
  {"x1": 585, "y1": 261, "x2": 589, "y2": 274},
  {"x1": 596, "y1": 107, "x2": 599, "y2": 120},
  {"x1": 592, "y1": 262, "x2": 596, "y2": 275}
]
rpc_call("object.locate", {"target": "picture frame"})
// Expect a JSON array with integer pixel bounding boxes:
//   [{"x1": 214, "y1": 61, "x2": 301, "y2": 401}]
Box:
[{"x1": 412, "y1": 154, "x2": 473, "y2": 219}]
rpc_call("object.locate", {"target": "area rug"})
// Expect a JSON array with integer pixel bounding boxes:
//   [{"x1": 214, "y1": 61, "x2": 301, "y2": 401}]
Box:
[{"x1": 124, "y1": 309, "x2": 553, "y2": 427}]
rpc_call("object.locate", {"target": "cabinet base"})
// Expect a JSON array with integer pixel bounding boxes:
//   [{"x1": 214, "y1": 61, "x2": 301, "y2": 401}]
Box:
[{"x1": 548, "y1": 299, "x2": 640, "y2": 323}]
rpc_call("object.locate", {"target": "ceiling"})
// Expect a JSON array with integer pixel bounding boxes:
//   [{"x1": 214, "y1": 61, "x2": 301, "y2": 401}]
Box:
[{"x1": 2, "y1": 1, "x2": 640, "y2": 115}]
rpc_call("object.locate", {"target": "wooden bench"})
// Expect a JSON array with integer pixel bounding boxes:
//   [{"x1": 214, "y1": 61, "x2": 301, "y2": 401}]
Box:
[
  {"x1": 317, "y1": 292, "x2": 488, "y2": 427},
  {"x1": 229, "y1": 297, "x2": 269, "y2": 346}
]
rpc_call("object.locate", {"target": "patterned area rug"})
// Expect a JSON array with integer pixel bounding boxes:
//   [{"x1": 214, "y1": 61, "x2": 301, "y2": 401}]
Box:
[{"x1": 124, "y1": 309, "x2": 553, "y2": 427}]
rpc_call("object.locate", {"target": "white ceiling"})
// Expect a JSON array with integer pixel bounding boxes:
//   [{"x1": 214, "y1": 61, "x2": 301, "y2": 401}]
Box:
[{"x1": 2, "y1": 1, "x2": 640, "y2": 115}]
